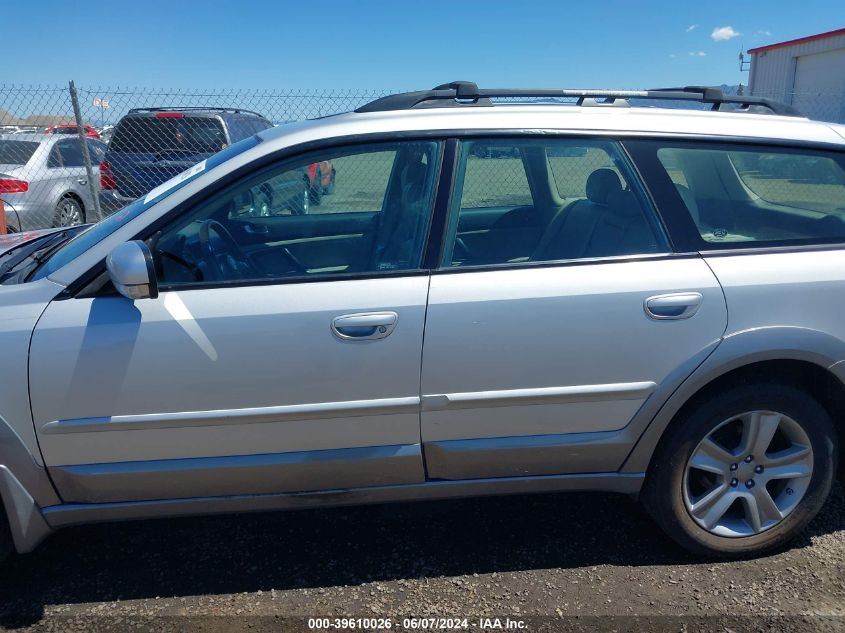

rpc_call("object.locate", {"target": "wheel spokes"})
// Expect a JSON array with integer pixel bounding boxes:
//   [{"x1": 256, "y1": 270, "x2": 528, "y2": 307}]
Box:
[
  {"x1": 763, "y1": 443, "x2": 811, "y2": 468},
  {"x1": 688, "y1": 438, "x2": 735, "y2": 474},
  {"x1": 740, "y1": 411, "x2": 781, "y2": 458},
  {"x1": 743, "y1": 486, "x2": 783, "y2": 532},
  {"x1": 690, "y1": 483, "x2": 734, "y2": 529},
  {"x1": 684, "y1": 409, "x2": 814, "y2": 537},
  {"x1": 763, "y1": 461, "x2": 812, "y2": 481}
]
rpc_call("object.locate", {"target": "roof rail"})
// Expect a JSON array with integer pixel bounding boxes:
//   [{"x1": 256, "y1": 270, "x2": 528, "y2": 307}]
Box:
[
  {"x1": 355, "y1": 82, "x2": 802, "y2": 117},
  {"x1": 127, "y1": 106, "x2": 268, "y2": 119}
]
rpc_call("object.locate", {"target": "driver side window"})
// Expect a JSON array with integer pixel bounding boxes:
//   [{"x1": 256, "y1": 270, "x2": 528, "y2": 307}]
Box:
[{"x1": 152, "y1": 141, "x2": 441, "y2": 287}]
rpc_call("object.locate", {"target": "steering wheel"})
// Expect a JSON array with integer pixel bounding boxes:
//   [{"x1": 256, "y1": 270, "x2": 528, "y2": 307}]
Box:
[{"x1": 198, "y1": 220, "x2": 259, "y2": 281}]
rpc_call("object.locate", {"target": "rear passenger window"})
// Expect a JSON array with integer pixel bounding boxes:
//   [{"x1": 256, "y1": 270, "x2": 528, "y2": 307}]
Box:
[
  {"x1": 653, "y1": 144, "x2": 845, "y2": 245},
  {"x1": 56, "y1": 139, "x2": 85, "y2": 167},
  {"x1": 442, "y1": 138, "x2": 667, "y2": 267}
]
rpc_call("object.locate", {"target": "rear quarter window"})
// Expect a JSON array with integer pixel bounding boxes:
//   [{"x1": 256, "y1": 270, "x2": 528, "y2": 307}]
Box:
[
  {"x1": 0, "y1": 140, "x2": 39, "y2": 165},
  {"x1": 640, "y1": 142, "x2": 845, "y2": 247}
]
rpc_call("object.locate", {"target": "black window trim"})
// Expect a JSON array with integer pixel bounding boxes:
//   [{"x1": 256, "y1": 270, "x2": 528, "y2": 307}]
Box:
[{"x1": 623, "y1": 137, "x2": 845, "y2": 253}]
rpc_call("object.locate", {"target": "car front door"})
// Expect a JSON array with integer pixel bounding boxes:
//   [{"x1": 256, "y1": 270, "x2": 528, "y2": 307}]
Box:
[
  {"x1": 419, "y1": 137, "x2": 728, "y2": 480},
  {"x1": 29, "y1": 140, "x2": 443, "y2": 503}
]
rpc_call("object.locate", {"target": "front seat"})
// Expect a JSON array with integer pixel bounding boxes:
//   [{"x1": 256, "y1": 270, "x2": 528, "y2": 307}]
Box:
[{"x1": 532, "y1": 168, "x2": 661, "y2": 261}]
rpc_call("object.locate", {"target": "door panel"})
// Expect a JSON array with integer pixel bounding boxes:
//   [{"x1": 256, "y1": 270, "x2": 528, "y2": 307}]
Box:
[
  {"x1": 420, "y1": 258, "x2": 727, "y2": 479},
  {"x1": 30, "y1": 275, "x2": 430, "y2": 501}
]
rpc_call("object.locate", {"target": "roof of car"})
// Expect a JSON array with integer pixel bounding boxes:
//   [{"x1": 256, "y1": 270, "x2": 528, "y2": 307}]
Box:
[
  {"x1": 124, "y1": 107, "x2": 268, "y2": 119},
  {"x1": 256, "y1": 104, "x2": 845, "y2": 151}
]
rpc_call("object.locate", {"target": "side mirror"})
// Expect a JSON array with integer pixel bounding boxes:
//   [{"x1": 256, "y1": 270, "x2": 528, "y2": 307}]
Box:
[{"x1": 106, "y1": 240, "x2": 159, "y2": 300}]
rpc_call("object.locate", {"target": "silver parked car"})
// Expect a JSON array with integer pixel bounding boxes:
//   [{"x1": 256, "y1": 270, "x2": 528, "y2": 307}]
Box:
[
  {"x1": 0, "y1": 133, "x2": 106, "y2": 230},
  {"x1": 0, "y1": 83, "x2": 844, "y2": 561}
]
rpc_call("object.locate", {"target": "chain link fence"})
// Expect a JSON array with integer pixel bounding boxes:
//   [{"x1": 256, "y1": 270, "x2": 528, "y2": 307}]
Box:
[
  {"x1": 0, "y1": 84, "x2": 394, "y2": 231},
  {"x1": 1, "y1": 82, "x2": 843, "y2": 232}
]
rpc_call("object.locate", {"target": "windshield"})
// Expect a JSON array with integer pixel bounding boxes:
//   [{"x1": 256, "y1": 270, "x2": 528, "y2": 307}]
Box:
[
  {"x1": 0, "y1": 140, "x2": 39, "y2": 165},
  {"x1": 109, "y1": 116, "x2": 228, "y2": 154},
  {"x1": 30, "y1": 135, "x2": 261, "y2": 281}
]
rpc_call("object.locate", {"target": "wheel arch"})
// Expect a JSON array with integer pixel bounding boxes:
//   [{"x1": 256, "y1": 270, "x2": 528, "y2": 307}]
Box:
[
  {"x1": 59, "y1": 190, "x2": 84, "y2": 205},
  {"x1": 55, "y1": 191, "x2": 86, "y2": 225},
  {"x1": 622, "y1": 326, "x2": 845, "y2": 480}
]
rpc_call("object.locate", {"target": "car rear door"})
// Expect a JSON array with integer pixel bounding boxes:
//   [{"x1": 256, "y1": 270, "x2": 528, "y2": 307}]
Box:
[
  {"x1": 29, "y1": 139, "x2": 443, "y2": 504},
  {"x1": 419, "y1": 136, "x2": 728, "y2": 480}
]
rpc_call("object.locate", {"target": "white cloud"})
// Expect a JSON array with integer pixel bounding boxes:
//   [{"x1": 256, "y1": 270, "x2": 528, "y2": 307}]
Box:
[
  {"x1": 686, "y1": 24, "x2": 699, "y2": 32},
  {"x1": 711, "y1": 26, "x2": 741, "y2": 41},
  {"x1": 757, "y1": 29, "x2": 772, "y2": 36},
  {"x1": 669, "y1": 53, "x2": 677, "y2": 58},
  {"x1": 688, "y1": 51, "x2": 707, "y2": 57}
]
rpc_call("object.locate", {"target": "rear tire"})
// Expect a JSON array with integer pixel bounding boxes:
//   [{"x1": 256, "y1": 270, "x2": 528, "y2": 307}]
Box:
[
  {"x1": 54, "y1": 195, "x2": 84, "y2": 227},
  {"x1": 642, "y1": 383, "x2": 837, "y2": 558}
]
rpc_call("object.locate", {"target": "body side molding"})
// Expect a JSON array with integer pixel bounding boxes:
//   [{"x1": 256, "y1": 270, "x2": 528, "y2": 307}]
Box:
[
  {"x1": 422, "y1": 382, "x2": 657, "y2": 411},
  {"x1": 43, "y1": 382, "x2": 658, "y2": 435},
  {"x1": 42, "y1": 397, "x2": 421, "y2": 435}
]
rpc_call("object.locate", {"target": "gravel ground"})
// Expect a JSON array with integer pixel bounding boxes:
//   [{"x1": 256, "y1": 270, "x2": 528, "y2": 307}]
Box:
[{"x1": 0, "y1": 483, "x2": 842, "y2": 633}]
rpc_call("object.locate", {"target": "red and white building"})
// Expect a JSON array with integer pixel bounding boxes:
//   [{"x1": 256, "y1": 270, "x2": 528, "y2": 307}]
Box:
[{"x1": 748, "y1": 27, "x2": 845, "y2": 123}]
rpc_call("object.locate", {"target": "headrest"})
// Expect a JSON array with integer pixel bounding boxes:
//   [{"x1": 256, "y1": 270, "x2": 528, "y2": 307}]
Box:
[{"x1": 586, "y1": 168, "x2": 623, "y2": 205}]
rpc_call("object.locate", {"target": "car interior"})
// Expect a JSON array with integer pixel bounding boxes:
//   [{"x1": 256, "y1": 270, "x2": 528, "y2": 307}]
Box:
[
  {"x1": 149, "y1": 138, "x2": 845, "y2": 286},
  {"x1": 445, "y1": 140, "x2": 668, "y2": 267},
  {"x1": 153, "y1": 141, "x2": 441, "y2": 284}
]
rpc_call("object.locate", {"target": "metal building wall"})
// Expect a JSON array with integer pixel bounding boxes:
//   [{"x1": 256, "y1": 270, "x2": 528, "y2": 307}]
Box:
[{"x1": 749, "y1": 31, "x2": 845, "y2": 122}]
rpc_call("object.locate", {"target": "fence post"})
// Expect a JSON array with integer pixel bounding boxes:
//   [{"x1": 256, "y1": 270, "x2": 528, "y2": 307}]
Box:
[{"x1": 68, "y1": 80, "x2": 103, "y2": 222}]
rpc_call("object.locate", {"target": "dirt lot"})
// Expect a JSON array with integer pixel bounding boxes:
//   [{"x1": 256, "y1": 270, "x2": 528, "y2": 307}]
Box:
[{"x1": 0, "y1": 483, "x2": 842, "y2": 632}]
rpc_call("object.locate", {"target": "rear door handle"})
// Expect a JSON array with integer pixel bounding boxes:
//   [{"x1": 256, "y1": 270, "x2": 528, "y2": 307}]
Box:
[
  {"x1": 331, "y1": 312, "x2": 398, "y2": 340},
  {"x1": 644, "y1": 292, "x2": 703, "y2": 320}
]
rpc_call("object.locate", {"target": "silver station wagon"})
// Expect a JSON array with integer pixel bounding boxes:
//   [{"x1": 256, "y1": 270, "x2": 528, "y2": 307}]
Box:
[{"x1": 1, "y1": 83, "x2": 844, "y2": 560}]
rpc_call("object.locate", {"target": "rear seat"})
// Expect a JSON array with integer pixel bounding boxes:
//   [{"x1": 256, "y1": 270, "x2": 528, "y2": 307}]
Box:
[{"x1": 532, "y1": 168, "x2": 661, "y2": 261}]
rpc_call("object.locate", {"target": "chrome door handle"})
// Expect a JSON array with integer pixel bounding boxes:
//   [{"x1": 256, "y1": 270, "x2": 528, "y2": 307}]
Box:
[
  {"x1": 331, "y1": 312, "x2": 398, "y2": 340},
  {"x1": 644, "y1": 292, "x2": 703, "y2": 320},
  {"x1": 77, "y1": 178, "x2": 87, "y2": 185}
]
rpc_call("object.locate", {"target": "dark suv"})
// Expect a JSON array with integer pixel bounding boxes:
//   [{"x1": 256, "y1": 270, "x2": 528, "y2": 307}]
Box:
[{"x1": 99, "y1": 108, "x2": 273, "y2": 213}]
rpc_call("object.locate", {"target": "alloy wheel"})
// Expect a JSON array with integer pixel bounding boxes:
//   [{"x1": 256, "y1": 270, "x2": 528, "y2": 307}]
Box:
[
  {"x1": 57, "y1": 198, "x2": 83, "y2": 226},
  {"x1": 683, "y1": 410, "x2": 814, "y2": 537}
]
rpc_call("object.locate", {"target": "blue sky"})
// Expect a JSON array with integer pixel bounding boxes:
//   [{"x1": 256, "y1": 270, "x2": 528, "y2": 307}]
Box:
[{"x1": 6, "y1": 0, "x2": 843, "y2": 89}]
